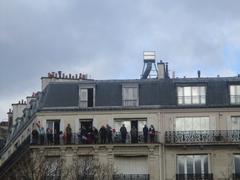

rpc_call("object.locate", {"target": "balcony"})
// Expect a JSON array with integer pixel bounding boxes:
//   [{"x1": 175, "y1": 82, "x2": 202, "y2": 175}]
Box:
[
  {"x1": 30, "y1": 132, "x2": 159, "y2": 146},
  {"x1": 113, "y1": 174, "x2": 150, "y2": 180},
  {"x1": 165, "y1": 130, "x2": 240, "y2": 145},
  {"x1": 176, "y1": 174, "x2": 213, "y2": 180}
]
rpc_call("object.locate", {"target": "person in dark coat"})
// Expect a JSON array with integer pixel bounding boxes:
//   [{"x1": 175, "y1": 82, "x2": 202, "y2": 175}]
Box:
[
  {"x1": 143, "y1": 125, "x2": 148, "y2": 143},
  {"x1": 149, "y1": 125, "x2": 155, "y2": 143},
  {"x1": 54, "y1": 129, "x2": 60, "y2": 145},
  {"x1": 106, "y1": 124, "x2": 113, "y2": 144},
  {"x1": 92, "y1": 127, "x2": 99, "y2": 144},
  {"x1": 99, "y1": 125, "x2": 107, "y2": 144},
  {"x1": 47, "y1": 127, "x2": 53, "y2": 145},
  {"x1": 81, "y1": 127, "x2": 87, "y2": 144},
  {"x1": 120, "y1": 124, "x2": 127, "y2": 143},
  {"x1": 32, "y1": 128, "x2": 39, "y2": 145}
]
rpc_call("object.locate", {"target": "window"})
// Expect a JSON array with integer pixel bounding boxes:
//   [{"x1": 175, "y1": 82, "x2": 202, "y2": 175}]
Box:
[
  {"x1": 229, "y1": 117, "x2": 240, "y2": 130},
  {"x1": 122, "y1": 85, "x2": 138, "y2": 106},
  {"x1": 177, "y1": 155, "x2": 209, "y2": 176},
  {"x1": 230, "y1": 85, "x2": 240, "y2": 104},
  {"x1": 177, "y1": 86, "x2": 206, "y2": 105},
  {"x1": 79, "y1": 88, "x2": 94, "y2": 108},
  {"x1": 175, "y1": 117, "x2": 212, "y2": 131}
]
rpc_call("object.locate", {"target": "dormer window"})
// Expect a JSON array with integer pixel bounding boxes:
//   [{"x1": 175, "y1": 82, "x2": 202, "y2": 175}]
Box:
[
  {"x1": 79, "y1": 86, "x2": 94, "y2": 108},
  {"x1": 177, "y1": 86, "x2": 206, "y2": 105},
  {"x1": 230, "y1": 85, "x2": 240, "y2": 104},
  {"x1": 122, "y1": 84, "x2": 139, "y2": 106}
]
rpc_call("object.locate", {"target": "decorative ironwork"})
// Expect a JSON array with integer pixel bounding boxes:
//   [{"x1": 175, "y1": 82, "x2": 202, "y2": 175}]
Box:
[
  {"x1": 113, "y1": 174, "x2": 150, "y2": 180},
  {"x1": 31, "y1": 132, "x2": 159, "y2": 146},
  {"x1": 165, "y1": 130, "x2": 240, "y2": 144},
  {"x1": 176, "y1": 173, "x2": 213, "y2": 180}
]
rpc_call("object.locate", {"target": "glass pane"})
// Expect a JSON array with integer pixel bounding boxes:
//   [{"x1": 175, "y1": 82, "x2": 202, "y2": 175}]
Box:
[
  {"x1": 177, "y1": 156, "x2": 185, "y2": 174},
  {"x1": 185, "y1": 118, "x2": 193, "y2": 131},
  {"x1": 184, "y1": 87, "x2": 191, "y2": 104},
  {"x1": 235, "y1": 155, "x2": 240, "y2": 174},
  {"x1": 200, "y1": 86, "x2": 206, "y2": 96},
  {"x1": 237, "y1": 86, "x2": 240, "y2": 95},
  {"x1": 231, "y1": 117, "x2": 239, "y2": 130},
  {"x1": 138, "y1": 121, "x2": 146, "y2": 131},
  {"x1": 200, "y1": 117, "x2": 209, "y2": 130},
  {"x1": 178, "y1": 87, "x2": 184, "y2": 97},
  {"x1": 230, "y1": 85, "x2": 235, "y2": 95},
  {"x1": 186, "y1": 155, "x2": 193, "y2": 174},
  {"x1": 80, "y1": 89, "x2": 88, "y2": 101},
  {"x1": 193, "y1": 117, "x2": 201, "y2": 130},
  {"x1": 203, "y1": 155, "x2": 209, "y2": 174},
  {"x1": 176, "y1": 118, "x2": 185, "y2": 131},
  {"x1": 194, "y1": 155, "x2": 201, "y2": 174}
]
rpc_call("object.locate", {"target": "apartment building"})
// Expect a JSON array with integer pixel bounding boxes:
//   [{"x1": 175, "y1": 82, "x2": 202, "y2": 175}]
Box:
[{"x1": 0, "y1": 53, "x2": 240, "y2": 180}]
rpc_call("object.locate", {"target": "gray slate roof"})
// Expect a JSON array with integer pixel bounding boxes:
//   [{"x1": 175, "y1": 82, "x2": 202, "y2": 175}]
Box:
[{"x1": 39, "y1": 77, "x2": 240, "y2": 110}]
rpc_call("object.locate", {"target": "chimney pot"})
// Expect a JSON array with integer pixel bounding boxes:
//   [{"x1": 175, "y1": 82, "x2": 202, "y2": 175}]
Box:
[{"x1": 197, "y1": 70, "x2": 201, "y2": 78}]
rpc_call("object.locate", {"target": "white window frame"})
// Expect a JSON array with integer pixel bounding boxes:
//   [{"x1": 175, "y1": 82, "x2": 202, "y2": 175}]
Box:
[
  {"x1": 230, "y1": 85, "x2": 240, "y2": 104},
  {"x1": 175, "y1": 117, "x2": 212, "y2": 131},
  {"x1": 122, "y1": 84, "x2": 139, "y2": 107},
  {"x1": 177, "y1": 86, "x2": 206, "y2": 105},
  {"x1": 79, "y1": 84, "x2": 95, "y2": 108},
  {"x1": 177, "y1": 154, "x2": 209, "y2": 175}
]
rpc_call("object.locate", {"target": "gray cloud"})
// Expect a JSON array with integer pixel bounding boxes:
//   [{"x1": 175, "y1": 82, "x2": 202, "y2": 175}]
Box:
[{"x1": 1, "y1": 0, "x2": 240, "y2": 119}]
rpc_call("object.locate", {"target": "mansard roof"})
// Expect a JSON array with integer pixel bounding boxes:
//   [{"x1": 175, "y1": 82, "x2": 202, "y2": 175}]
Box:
[{"x1": 38, "y1": 76, "x2": 240, "y2": 110}]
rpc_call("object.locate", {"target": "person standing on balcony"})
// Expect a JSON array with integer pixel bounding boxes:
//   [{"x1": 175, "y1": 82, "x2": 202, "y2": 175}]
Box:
[
  {"x1": 99, "y1": 125, "x2": 107, "y2": 144},
  {"x1": 120, "y1": 124, "x2": 127, "y2": 143},
  {"x1": 81, "y1": 127, "x2": 87, "y2": 144},
  {"x1": 131, "y1": 126, "x2": 138, "y2": 143},
  {"x1": 106, "y1": 124, "x2": 113, "y2": 144},
  {"x1": 31, "y1": 126, "x2": 39, "y2": 145},
  {"x1": 143, "y1": 125, "x2": 148, "y2": 143},
  {"x1": 92, "y1": 127, "x2": 99, "y2": 144},
  {"x1": 47, "y1": 127, "x2": 53, "y2": 145},
  {"x1": 149, "y1": 125, "x2": 155, "y2": 143},
  {"x1": 66, "y1": 124, "x2": 72, "y2": 144}
]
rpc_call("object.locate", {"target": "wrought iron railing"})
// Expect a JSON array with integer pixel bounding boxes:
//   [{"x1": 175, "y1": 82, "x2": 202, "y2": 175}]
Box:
[
  {"x1": 233, "y1": 173, "x2": 240, "y2": 180},
  {"x1": 122, "y1": 100, "x2": 138, "y2": 106},
  {"x1": 176, "y1": 173, "x2": 213, "y2": 180},
  {"x1": 165, "y1": 130, "x2": 240, "y2": 144},
  {"x1": 30, "y1": 131, "x2": 159, "y2": 146},
  {"x1": 113, "y1": 174, "x2": 150, "y2": 180}
]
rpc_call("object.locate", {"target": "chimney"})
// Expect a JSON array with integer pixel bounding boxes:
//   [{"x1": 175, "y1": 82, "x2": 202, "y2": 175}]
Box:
[
  {"x1": 165, "y1": 62, "x2": 169, "y2": 78},
  {"x1": 58, "y1": 71, "x2": 62, "y2": 78},
  {"x1": 7, "y1": 109, "x2": 13, "y2": 130},
  {"x1": 157, "y1": 60, "x2": 165, "y2": 79},
  {"x1": 197, "y1": 70, "x2": 201, "y2": 78}
]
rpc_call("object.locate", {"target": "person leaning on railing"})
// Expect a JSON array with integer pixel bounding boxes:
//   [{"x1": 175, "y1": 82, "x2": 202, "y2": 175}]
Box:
[{"x1": 149, "y1": 125, "x2": 155, "y2": 143}]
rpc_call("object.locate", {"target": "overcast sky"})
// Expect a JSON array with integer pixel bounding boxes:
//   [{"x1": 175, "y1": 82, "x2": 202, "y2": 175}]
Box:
[{"x1": 1, "y1": 0, "x2": 240, "y2": 120}]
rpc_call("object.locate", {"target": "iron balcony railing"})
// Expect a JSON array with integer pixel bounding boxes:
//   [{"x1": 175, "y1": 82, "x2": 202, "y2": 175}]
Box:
[
  {"x1": 165, "y1": 130, "x2": 240, "y2": 144},
  {"x1": 30, "y1": 132, "x2": 159, "y2": 146},
  {"x1": 233, "y1": 173, "x2": 240, "y2": 180},
  {"x1": 113, "y1": 174, "x2": 150, "y2": 180},
  {"x1": 176, "y1": 174, "x2": 213, "y2": 180}
]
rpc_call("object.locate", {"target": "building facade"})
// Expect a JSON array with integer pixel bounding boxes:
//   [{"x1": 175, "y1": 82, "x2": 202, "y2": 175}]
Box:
[{"x1": 0, "y1": 58, "x2": 240, "y2": 180}]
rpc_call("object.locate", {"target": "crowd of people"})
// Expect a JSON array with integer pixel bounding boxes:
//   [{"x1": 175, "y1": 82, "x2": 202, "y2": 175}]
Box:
[{"x1": 31, "y1": 122, "x2": 156, "y2": 145}]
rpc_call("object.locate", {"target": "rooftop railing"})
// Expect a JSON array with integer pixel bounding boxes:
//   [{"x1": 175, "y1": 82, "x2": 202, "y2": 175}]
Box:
[
  {"x1": 30, "y1": 131, "x2": 159, "y2": 146},
  {"x1": 165, "y1": 130, "x2": 240, "y2": 144}
]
